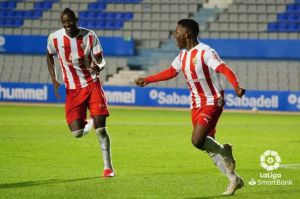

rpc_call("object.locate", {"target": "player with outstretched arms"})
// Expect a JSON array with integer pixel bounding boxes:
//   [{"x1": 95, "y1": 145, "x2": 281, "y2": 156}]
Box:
[
  {"x1": 135, "y1": 19, "x2": 245, "y2": 195},
  {"x1": 46, "y1": 8, "x2": 114, "y2": 177}
]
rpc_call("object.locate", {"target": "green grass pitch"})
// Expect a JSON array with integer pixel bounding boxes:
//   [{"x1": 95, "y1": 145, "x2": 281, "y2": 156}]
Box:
[{"x1": 0, "y1": 104, "x2": 299, "y2": 198}]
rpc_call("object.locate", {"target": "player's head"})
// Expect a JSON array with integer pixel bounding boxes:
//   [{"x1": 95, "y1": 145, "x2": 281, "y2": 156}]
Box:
[
  {"x1": 174, "y1": 19, "x2": 199, "y2": 49},
  {"x1": 61, "y1": 8, "x2": 79, "y2": 37}
]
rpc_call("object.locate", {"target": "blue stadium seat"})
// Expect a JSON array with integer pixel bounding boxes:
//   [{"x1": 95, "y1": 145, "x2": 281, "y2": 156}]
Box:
[
  {"x1": 105, "y1": 21, "x2": 123, "y2": 29},
  {"x1": 14, "y1": 18, "x2": 23, "y2": 27},
  {"x1": 0, "y1": 18, "x2": 23, "y2": 27},
  {"x1": 95, "y1": 21, "x2": 106, "y2": 29},
  {"x1": 97, "y1": 12, "x2": 107, "y2": 20},
  {"x1": 6, "y1": 10, "x2": 16, "y2": 18},
  {"x1": 278, "y1": 22, "x2": 288, "y2": 31},
  {"x1": 267, "y1": 22, "x2": 278, "y2": 32},
  {"x1": 269, "y1": 3, "x2": 300, "y2": 32},
  {"x1": 277, "y1": 13, "x2": 288, "y2": 21},
  {"x1": 87, "y1": 11, "x2": 97, "y2": 19},
  {"x1": 0, "y1": 11, "x2": 7, "y2": 17},
  {"x1": 106, "y1": 12, "x2": 117, "y2": 20},
  {"x1": 286, "y1": 4, "x2": 300, "y2": 12},
  {"x1": 88, "y1": 3, "x2": 106, "y2": 11},
  {"x1": 287, "y1": 13, "x2": 299, "y2": 22},
  {"x1": 87, "y1": 21, "x2": 96, "y2": 29},
  {"x1": 114, "y1": 21, "x2": 123, "y2": 29},
  {"x1": 34, "y1": 2, "x2": 53, "y2": 10},
  {"x1": 122, "y1": 12, "x2": 133, "y2": 20},
  {"x1": 0, "y1": 19, "x2": 5, "y2": 26},
  {"x1": 0, "y1": 1, "x2": 17, "y2": 9},
  {"x1": 15, "y1": 11, "x2": 25, "y2": 18},
  {"x1": 23, "y1": 10, "x2": 42, "y2": 19},
  {"x1": 79, "y1": 12, "x2": 88, "y2": 19},
  {"x1": 288, "y1": 23, "x2": 299, "y2": 32},
  {"x1": 78, "y1": 20, "x2": 87, "y2": 27}
]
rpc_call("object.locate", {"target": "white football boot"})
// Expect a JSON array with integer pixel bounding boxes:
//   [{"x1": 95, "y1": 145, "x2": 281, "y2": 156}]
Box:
[
  {"x1": 223, "y1": 177, "x2": 244, "y2": 196},
  {"x1": 222, "y1": 144, "x2": 244, "y2": 195}
]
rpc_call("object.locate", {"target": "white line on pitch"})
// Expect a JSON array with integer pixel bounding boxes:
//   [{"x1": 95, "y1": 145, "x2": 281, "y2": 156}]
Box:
[{"x1": 279, "y1": 164, "x2": 300, "y2": 169}]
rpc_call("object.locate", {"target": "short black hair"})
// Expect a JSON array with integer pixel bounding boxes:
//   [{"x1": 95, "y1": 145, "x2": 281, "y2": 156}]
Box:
[
  {"x1": 178, "y1": 19, "x2": 199, "y2": 37},
  {"x1": 61, "y1": 8, "x2": 78, "y2": 20}
]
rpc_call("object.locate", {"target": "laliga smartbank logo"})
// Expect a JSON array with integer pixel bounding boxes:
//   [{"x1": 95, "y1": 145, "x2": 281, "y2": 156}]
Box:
[
  {"x1": 248, "y1": 150, "x2": 293, "y2": 186},
  {"x1": 260, "y1": 150, "x2": 281, "y2": 171}
]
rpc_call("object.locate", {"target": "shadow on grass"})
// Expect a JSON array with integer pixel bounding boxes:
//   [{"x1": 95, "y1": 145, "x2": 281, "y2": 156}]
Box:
[
  {"x1": 0, "y1": 176, "x2": 100, "y2": 189},
  {"x1": 185, "y1": 188, "x2": 300, "y2": 199},
  {"x1": 185, "y1": 196, "x2": 224, "y2": 199}
]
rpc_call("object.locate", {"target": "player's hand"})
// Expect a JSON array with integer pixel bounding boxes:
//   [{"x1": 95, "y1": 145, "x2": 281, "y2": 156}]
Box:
[
  {"x1": 234, "y1": 86, "x2": 246, "y2": 98},
  {"x1": 53, "y1": 80, "x2": 61, "y2": 100},
  {"x1": 135, "y1": 78, "x2": 147, "y2": 87},
  {"x1": 88, "y1": 61, "x2": 101, "y2": 76}
]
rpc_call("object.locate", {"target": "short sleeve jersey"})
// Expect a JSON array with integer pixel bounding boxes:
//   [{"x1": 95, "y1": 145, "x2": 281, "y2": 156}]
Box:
[{"x1": 47, "y1": 27, "x2": 102, "y2": 89}]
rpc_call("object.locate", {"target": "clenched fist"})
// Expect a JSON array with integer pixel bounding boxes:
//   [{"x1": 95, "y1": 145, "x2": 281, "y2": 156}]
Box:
[
  {"x1": 234, "y1": 87, "x2": 246, "y2": 98},
  {"x1": 135, "y1": 78, "x2": 148, "y2": 87}
]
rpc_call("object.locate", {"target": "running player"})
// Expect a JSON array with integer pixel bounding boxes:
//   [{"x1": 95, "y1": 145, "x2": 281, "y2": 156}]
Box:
[
  {"x1": 46, "y1": 8, "x2": 114, "y2": 177},
  {"x1": 135, "y1": 19, "x2": 245, "y2": 195}
]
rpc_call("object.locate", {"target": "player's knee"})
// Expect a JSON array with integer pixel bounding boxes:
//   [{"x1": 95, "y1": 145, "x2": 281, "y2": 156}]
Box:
[
  {"x1": 191, "y1": 137, "x2": 205, "y2": 150},
  {"x1": 72, "y1": 129, "x2": 84, "y2": 138},
  {"x1": 95, "y1": 127, "x2": 107, "y2": 136}
]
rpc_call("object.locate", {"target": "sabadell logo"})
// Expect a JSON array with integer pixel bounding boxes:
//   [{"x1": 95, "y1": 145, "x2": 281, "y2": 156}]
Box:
[{"x1": 260, "y1": 150, "x2": 281, "y2": 171}]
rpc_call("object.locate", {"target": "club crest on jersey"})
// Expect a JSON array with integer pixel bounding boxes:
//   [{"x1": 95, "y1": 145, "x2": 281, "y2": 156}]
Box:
[{"x1": 80, "y1": 43, "x2": 86, "y2": 50}]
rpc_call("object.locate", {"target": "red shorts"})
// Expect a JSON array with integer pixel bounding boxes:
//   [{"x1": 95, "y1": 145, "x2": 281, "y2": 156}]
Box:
[
  {"x1": 191, "y1": 105, "x2": 223, "y2": 137},
  {"x1": 65, "y1": 81, "x2": 109, "y2": 124}
]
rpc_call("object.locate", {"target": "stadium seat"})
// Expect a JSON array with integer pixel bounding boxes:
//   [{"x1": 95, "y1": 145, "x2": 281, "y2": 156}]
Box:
[
  {"x1": 278, "y1": 22, "x2": 288, "y2": 31},
  {"x1": 79, "y1": 12, "x2": 88, "y2": 19},
  {"x1": 34, "y1": 2, "x2": 53, "y2": 10},
  {"x1": 106, "y1": 12, "x2": 117, "y2": 20},
  {"x1": 123, "y1": 12, "x2": 133, "y2": 20},
  {"x1": 0, "y1": 1, "x2": 17, "y2": 9},
  {"x1": 267, "y1": 22, "x2": 279, "y2": 32},
  {"x1": 87, "y1": 11, "x2": 98, "y2": 19},
  {"x1": 95, "y1": 21, "x2": 106, "y2": 29},
  {"x1": 288, "y1": 23, "x2": 300, "y2": 32},
  {"x1": 78, "y1": 20, "x2": 87, "y2": 27},
  {"x1": 287, "y1": 4, "x2": 300, "y2": 12},
  {"x1": 97, "y1": 12, "x2": 107, "y2": 20},
  {"x1": 15, "y1": 11, "x2": 25, "y2": 18},
  {"x1": 277, "y1": 13, "x2": 288, "y2": 21},
  {"x1": 88, "y1": 3, "x2": 106, "y2": 11}
]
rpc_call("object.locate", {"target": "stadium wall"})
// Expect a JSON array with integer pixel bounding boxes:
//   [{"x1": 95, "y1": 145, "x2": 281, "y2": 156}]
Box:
[
  {"x1": 0, "y1": 82, "x2": 299, "y2": 112},
  {"x1": 1, "y1": 35, "x2": 300, "y2": 59}
]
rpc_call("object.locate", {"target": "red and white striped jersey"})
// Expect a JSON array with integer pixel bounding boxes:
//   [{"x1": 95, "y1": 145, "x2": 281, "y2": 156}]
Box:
[
  {"x1": 171, "y1": 43, "x2": 225, "y2": 109},
  {"x1": 47, "y1": 28, "x2": 102, "y2": 89}
]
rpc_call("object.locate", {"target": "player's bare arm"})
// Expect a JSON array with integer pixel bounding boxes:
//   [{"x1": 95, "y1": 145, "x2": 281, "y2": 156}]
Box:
[
  {"x1": 46, "y1": 52, "x2": 60, "y2": 100},
  {"x1": 88, "y1": 53, "x2": 105, "y2": 75}
]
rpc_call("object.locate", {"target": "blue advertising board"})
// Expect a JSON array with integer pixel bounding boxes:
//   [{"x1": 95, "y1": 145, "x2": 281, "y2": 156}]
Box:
[
  {"x1": 1, "y1": 35, "x2": 300, "y2": 59},
  {"x1": 0, "y1": 82, "x2": 300, "y2": 112}
]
